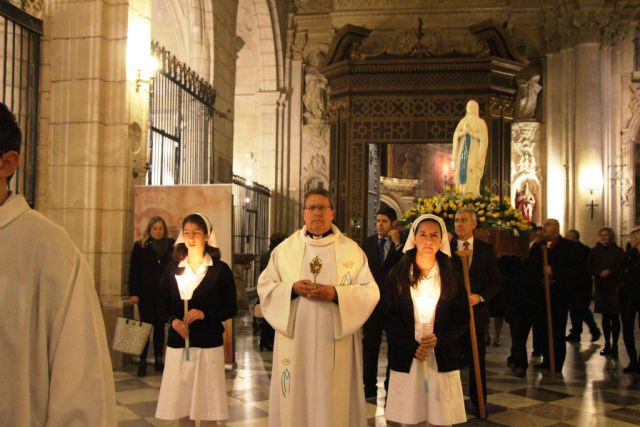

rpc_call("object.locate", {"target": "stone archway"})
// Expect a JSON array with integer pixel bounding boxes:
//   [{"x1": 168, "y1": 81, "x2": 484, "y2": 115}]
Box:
[{"x1": 233, "y1": 0, "x2": 283, "y2": 190}]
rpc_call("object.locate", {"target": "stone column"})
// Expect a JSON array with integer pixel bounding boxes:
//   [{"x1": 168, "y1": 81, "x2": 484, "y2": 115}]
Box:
[
  {"x1": 256, "y1": 90, "x2": 281, "y2": 190},
  {"x1": 276, "y1": 41, "x2": 304, "y2": 234},
  {"x1": 573, "y1": 41, "x2": 604, "y2": 242},
  {"x1": 543, "y1": 48, "x2": 569, "y2": 230},
  {"x1": 38, "y1": 0, "x2": 152, "y2": 366},
  {"x1": 211, "y1": 0, "x2": 238, "y2": 183}
]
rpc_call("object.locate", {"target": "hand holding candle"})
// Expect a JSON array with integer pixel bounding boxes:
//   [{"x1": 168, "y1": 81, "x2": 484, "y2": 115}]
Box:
[{"x1": 175, "y1": 270, "x2": 199, "y2": 361}]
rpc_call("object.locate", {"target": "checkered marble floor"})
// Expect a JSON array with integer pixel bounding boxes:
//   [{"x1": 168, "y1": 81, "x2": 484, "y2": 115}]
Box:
[{"x1": 116, "y1": 309, "x2": 640, "y2": 426}]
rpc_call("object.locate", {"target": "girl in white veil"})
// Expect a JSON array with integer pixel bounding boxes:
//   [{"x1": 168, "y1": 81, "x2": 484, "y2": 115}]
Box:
[{"x1": 382, "y1": 214, "x2": 468, "y2": 426}]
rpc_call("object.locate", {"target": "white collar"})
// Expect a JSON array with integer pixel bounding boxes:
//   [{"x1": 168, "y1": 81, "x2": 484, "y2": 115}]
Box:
[
  {"x1": 300, "y1": 224, "x2": 341, "y2": 242},
  {"x1": 178, "y1": 253, "x2": 214, "y2": 273},
  {"x1": 0, "y1": 193, "x2": 29, "y2": 229}
]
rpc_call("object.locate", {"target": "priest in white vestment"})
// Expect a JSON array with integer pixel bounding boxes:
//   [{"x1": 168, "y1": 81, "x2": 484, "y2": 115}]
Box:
[
  {"x1": 0, "y1": 102, "x2": 116, "y2": 426},
  {"x1": 258, "y1": 189, "x2": 379, "y2": 427}
]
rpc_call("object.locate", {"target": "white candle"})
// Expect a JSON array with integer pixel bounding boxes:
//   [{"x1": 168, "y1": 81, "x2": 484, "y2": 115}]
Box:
[{"x1": 176, "y1": 271, "x2": 198, "y2": 361}]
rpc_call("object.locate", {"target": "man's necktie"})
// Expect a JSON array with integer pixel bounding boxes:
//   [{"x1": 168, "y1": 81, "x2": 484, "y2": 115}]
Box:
[{"x1": 378, "y1": 237, "x2": 387, "y2": 263}]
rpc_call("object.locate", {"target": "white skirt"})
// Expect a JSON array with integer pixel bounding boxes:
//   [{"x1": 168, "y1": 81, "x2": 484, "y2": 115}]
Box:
[
  {"x1": 155, "y1": 346, "x2": 229, "y2": 421},
  {"x1": 385, "y1": 350, "x2": 466, "y2": 426}
]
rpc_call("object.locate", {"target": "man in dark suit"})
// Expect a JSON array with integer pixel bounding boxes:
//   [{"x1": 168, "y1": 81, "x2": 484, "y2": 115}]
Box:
[
  {"x1": 452, "y1": 206, "x2": 500, "y2": 417},
  {"x1": 527, "y1": 218, "x2": 577, "y2": 373},
  {"x1": 362, "y1": 207, "x2": 404, "y2": 399},
  {"x1": 565, "y1": 229, "x2": 601, "y2": 343}
]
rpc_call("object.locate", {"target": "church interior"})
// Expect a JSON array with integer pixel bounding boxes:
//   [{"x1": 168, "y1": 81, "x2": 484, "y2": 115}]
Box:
[{"x1": 5, "y1": 0, "x2": 640, "y2": 425}]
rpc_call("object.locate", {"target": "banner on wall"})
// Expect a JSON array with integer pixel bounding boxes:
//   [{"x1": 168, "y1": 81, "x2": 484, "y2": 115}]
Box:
[{"x1": 134, "y1": 184, "x2": 235, "y2": 366}]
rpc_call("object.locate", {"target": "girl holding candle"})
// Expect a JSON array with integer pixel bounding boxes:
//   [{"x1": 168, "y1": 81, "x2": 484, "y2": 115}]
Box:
[
  {"x1": 382, "y1": 214, "x2": 468, "y2": 426},
  {"x1": 155, "y1": 213, "x2": 238, "y2": 426}
]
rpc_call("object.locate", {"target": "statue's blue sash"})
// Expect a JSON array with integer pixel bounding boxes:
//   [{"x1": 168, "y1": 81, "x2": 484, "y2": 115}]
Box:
[{"x1": 458, "y1": 133, "x2": 471, "y2": 185}]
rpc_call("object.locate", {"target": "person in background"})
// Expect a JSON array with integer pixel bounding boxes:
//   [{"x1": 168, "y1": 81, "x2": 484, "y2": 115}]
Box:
[
  {"x1": 527, "y1": 218, "x2": 577, "y2": 373},
  {"x1": 502, "y1": 255, "x2": 531, "y2": 377},
  {"x1": 564, "y1": 229, "x2": 601, "y2": 344},
  {"x1": 155, "y1": 213, "x2": 238, "y2": 426},
  {"x1": 362, "y1": 207, "x2": 404, "y2": 399},
  {"x1": 129, "y1": 215, "x2": 175, "y2": 376},
  {"x1": 588, "y1": 227, "x2": 625, "y2": 358},
  {"x1": 621, "y1": 227, "x2": 640, "y2": 373},
  {"x1": 382, "y1": 213, "x2": 468, "y2": 426},
  {"x1": 256, "y1": 232, "x2": 286, "y2": 351},
  {"x1": 488, "y1": 280, "x2": 505, "y2": 347},
  {"x1": 451, "y1": 206, "x2": 500, "y2": 417},
  {"x1": 0, "y1": 102, "x2": 116, "y2": 426},
  {"x1": 528, "y1": 223, "x2": 546, "y2": 360}
]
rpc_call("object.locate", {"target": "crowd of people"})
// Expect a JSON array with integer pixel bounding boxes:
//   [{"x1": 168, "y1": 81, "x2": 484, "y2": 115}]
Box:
[{"x1": 3, "y1": 88, "x2": 640, "y2": 426}]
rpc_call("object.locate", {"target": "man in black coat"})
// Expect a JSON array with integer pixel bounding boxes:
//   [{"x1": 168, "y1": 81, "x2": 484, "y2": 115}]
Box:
[
  {"x1": 361, "y1": 207, "x2": 404, "y2": 399},
  {"x1": 527, "y1": 218, "x2": 578, "y2": 373},
  {"x1": 565, "y1": 229, "x2": 601, "y2": 343},
  {"x1": 451, "y1": 207, "x2": 500, "y2": 417}
]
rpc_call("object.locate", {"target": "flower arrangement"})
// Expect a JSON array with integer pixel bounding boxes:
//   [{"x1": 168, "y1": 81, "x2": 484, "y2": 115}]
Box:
[{"x1": 400, "y1": 186, "x2": 531, "y2": 236}]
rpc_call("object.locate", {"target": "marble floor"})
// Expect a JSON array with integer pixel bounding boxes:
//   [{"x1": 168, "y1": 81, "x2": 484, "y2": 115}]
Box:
[{"x1": 116, "y1": 309, "x2": 640, "y2": 427}]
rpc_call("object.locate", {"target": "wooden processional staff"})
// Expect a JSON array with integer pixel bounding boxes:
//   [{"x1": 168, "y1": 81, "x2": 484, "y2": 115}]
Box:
[
  {"x1": 541, "y1": 245, "x2": 556, "y2": 378},
  {"x1": 457, "y1": 249, "x2": 486, "y2": 419}
]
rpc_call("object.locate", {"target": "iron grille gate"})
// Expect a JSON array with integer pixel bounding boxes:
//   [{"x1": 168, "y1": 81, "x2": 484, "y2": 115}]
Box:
[
  {"x1": 147, "y1": 41, "x2": 216, "y2": 185},
  {"x1": 0, "y1": 2, "x2": 41, "y2": 206},
  {"x1": 232, "y1": 175, "x2": 270, "y2": 291}
]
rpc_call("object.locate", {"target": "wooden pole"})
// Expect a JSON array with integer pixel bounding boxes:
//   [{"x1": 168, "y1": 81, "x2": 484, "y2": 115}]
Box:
[
  {"x1": 458, "y1": 249, "x2": 486, "y2": 419},
  {"x1": 541, "y1": 245, "x2": 556, "y2": 377}
]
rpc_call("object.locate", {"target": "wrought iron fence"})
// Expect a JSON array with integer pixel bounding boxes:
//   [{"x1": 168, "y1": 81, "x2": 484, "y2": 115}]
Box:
[
  {"x1": 147, "y1": 41, "x2": 215, "y2": 185},
  {"x1": 0, "y1": 2, "x2": 41, "y2": 206},
  {"x1": 232, "y1": 175, "x2": 271, "y2": 290}
]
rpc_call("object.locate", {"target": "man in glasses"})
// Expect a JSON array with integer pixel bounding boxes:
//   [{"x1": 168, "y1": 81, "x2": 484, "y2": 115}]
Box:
[
  {"x1": 0, "y1": 102, "x2": 115, "y2": 425},
  {"x1": 258, "y1": 188, "x2": 379, "y2": 427}
]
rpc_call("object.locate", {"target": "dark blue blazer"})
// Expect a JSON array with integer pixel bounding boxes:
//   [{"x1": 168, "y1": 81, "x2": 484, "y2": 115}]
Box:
[{"x1": 382, "y1": 265, "x2": 469, "y2": 373}]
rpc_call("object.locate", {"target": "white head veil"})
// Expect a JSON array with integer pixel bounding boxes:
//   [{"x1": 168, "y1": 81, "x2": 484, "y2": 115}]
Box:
[
  {"x1": 402, "y1": 213, "x2": 451, "y2": 257},
  {"x1": 174, "y1": 212, "x2": 219, "y2": 247}
]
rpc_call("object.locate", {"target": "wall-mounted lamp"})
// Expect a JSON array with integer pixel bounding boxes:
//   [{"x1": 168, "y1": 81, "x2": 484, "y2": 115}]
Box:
[
  {"x1": 135, "y1": 56, "x2": 160, "y2": 92},
  {"x1": 244, "y1": 153, "x2": 256, "y2": 187}
]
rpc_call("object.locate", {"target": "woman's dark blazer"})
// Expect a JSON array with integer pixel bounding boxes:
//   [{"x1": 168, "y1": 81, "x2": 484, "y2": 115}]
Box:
[
  {"x1": 382, "y1": 262, "x2": 470, "y2": 373},
  {"x1": 158, "y1": 259, "x2": 238, "y2": 348}
]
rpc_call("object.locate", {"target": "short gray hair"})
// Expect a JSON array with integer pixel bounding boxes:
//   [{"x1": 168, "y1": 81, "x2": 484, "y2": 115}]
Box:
[{"x1": 456, "y1": 206, "x2": 477, "y2": 223}]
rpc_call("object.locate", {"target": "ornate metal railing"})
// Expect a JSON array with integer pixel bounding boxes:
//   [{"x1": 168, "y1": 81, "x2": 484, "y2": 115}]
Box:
[
  {"x1": 232, "y1": 175, "x2": 271, "y2": 290},
  {"x1": 147, "y1": 41, "x2": 216, "y2": 185},
  {"x1": 0, "y1": 1, "x2": 41, "y2": 206}
]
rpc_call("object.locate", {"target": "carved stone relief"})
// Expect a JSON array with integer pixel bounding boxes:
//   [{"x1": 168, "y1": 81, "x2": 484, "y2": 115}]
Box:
[
  {"x1": 511, "y1": 122, "x2": 542, "y2": 224},
  {"x1": 302, "y1": 152, "x2": 329, "y2": 192},
  {"x1": 355, "y1": 28, "x2": 490, "y2": 58},
  {"x1": 294, "y1": 0, "x2": 332, "y2": 14},
  {"x1": 300, "y1": 44, "x2": 330, "y2": 195},
  {"x1": 621, "y1": 84, "x2": 640, "y2": 232},
  {"x1": 9, "y1": 0, "x2": 42, "y2": 18},
  {"x1": 288, "y1": 31, "x2": 308, "y2": 60},
  {"x1": 515, "y1": 74, "x2": 542, "y2": 120},
  {"x1": 549, "y1": 3, "x2": 636, "y2": 48},
  {"x1": 302, "y1": 51, "x2": 329, "y2": 124}
]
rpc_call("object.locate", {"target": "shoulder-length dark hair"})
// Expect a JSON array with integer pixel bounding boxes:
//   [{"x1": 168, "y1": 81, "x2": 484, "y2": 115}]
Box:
[
  {"x1": 173, "y1": 213, "x2": 221, "y2": 261},
  {"x1": 393, "y1": 218, "x2": 457, "y2": 299}
]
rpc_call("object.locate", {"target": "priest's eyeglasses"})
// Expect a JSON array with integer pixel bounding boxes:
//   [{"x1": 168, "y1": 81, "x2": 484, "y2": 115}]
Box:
[{"x1": 304, "y1": 204, "x2": 331, "y2": 213}]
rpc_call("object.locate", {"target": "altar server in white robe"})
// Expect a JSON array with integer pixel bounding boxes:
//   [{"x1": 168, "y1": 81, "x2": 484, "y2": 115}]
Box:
[
  {"x1": 0, "y1": 102, "x2": 116, "y2": 426},
  {"x1": 258, "y1": 188, "x2": 380, "y2": 427}
]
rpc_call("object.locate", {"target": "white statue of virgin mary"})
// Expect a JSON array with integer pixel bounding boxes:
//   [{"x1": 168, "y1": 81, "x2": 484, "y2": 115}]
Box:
[{"x1": 452, "y1": 100, "x2": 488, "y2": 197}]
